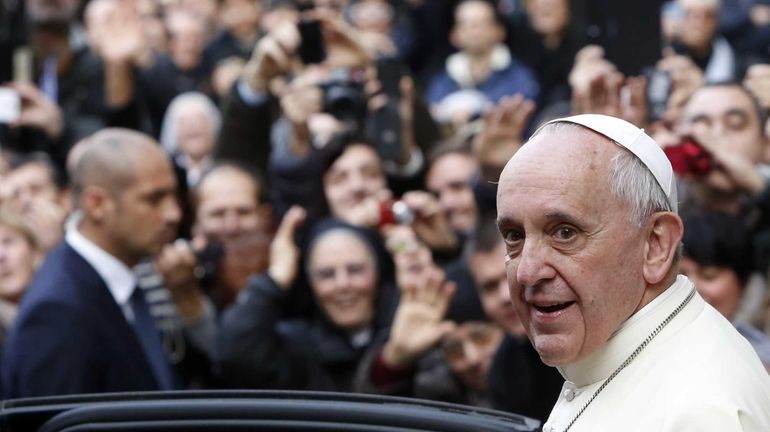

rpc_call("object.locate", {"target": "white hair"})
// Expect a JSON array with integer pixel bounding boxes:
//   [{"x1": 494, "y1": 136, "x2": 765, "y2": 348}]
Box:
[
  {"x1": 159, "y1": 92, "x2": 222, "y2": 155},
  {"x1": 535, "y1": 122, "x2": 671, "y2": 227}
]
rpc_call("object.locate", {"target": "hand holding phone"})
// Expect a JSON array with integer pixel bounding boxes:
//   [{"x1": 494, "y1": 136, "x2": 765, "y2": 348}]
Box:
[
  {"x1": 0, "y1": 88, "x2": 21, "y2": 124},
  {"x1": 297, "y1": 19, "x2": 326, "y2": 65}
]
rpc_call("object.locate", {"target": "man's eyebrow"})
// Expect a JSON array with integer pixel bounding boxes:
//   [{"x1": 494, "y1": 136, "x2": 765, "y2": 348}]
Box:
[
  {"x1": 723, "y1": 108, "x2": 750, "y2": 118},
  {"x1": 544, "y1": 211, "x2": 582, "y2": 226}
]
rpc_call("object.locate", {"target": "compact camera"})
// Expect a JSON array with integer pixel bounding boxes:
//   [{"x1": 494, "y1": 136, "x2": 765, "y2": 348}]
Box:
[{"x1": 663, "y1": 136, "x2": 713, "y2": 176}]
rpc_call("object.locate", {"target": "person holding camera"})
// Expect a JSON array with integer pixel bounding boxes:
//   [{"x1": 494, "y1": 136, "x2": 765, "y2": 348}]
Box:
[{"x1": 673, "y1": 83, "x2": 770, "y2": 275}]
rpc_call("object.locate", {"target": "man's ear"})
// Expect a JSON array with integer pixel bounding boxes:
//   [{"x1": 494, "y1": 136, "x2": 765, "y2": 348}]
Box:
[
  {"x1": 643, "y1": 212, "x2": 684, "y2": 285},
  {"x1": 449, "y1": 21, "x2": 464, "y2": 50},
  {"x1": 82, "y1": 186, "x2": 109, "y2": 224}
]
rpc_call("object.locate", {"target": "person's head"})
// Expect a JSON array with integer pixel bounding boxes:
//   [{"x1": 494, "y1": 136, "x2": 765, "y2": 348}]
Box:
[
  {"x1": 212, "y1": 57, "x2": 246, "y2": 98},
  {"x1": 426, "y1": 146, "x2": 479, "y2": 235},
  {"x1": 680, "y1": 211, "x2": 751, "y2": 320},
  {"x1": 306, "y1": 225, "x2": 379, "y2": 331},
  {"x1": 160, "y1": 92, "x2": 221, "y2": 164},
  {"x1": 193, "y1": 163, "x2": 271, "y2": 245},
  {"x1": 467, "y1": 218, "x2": 525, "y2": 336},
  {"x1": 496, "y1": 115, "x2": 683, "y2": 366},
  {"x1": 679, "y1": 83, "x2": 769, "y2": 193},
  {"x1": 450, "y1": 0, "x2": 506, "y2": 56},
  {"x1": 71, "y1": 129, "x2": 181, "y2": 267},
  {"x1": 0, "y1": 211, "x2": 42, "y2": 304},
  {"x1": 6, "y1": 153, "x2": 66, "y2": 213},
  {"x1": 441, "y1": 321, "x2": 504, "y2": 391},
  {"x1": 524, "y1": 0, "x2": 570, "y2": 39},
  {"x1": 347, "y1": 0, "x2": 394, "y2": 34},
  {"x1": 166, "y1": 11, "x2": 207, "y2": 71},
  {"x1": 84, "y1": 0, "x2": 115, "y2": 54},
  {"x1": 677, "y1": 0, "x2": 719, "y2": 54},
  {"x1": 260, "y1": 0, "x2": 300, "y2": 33},
  {"x1": 27, "y1": 0, "x2": 80, "y2": 26},
  {"x1": 218, "y1": 0, "x2": 262, "y2": 40},
  {"x1": 322, "y1": 142, "x2": 387, "y2": 224}
]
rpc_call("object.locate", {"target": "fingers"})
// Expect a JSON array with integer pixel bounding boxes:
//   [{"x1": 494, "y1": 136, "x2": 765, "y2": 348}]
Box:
[
  {"x1": 400, "y1": 191, "x2": 438, "y2": 219},
  {"x1": 6, "y1": 82, "x2": 47, "y2": 105},
  {"x1": 258, "y1": 36, "x2": 293, "y2": 71},
  {"x1": 274, "y1": 205, "x2": 306, "y2": 243},
  {"x1": 158, "y1": 239, "x2": 197, "y2": 269},
  {"x1": 436, "y1": 320, "x2": 458, "y2": 339}
]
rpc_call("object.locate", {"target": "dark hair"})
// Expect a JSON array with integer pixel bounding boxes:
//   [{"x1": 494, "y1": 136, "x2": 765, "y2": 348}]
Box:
[
  {"x1": 426, "y1": 135, "x2": 474, "y2": 168},
  {"x1": 687, "y1": 82, "x2": 768, "y2": 135},
  {"x1": 452, "y1": 0, "x2": 506, "y2": 28},
  {"x1": 464, "y1": 210, "x2": 502, "y2": 258},
  {"x1": 10, "y1": 152, "x2": 66, "y2": 190},
  {"x1": 681, "y1": 210, "x2": 753, "y2": 285}
]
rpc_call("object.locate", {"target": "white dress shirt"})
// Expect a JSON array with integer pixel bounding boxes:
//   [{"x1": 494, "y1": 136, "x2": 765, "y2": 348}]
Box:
[{"x1": 65, "y1": 227, "x2": 137, "y2": 322}]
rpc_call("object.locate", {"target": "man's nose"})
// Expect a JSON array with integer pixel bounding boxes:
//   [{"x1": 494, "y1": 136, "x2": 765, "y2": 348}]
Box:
[
  {"x1": 348, "y1": 172, "x2": 368, "y2": 195},
  {"x1": 334, "y1": 270, "x2": 351, "y2": 289},
  {"x1": 222, "y1": 212, "x2": 241, "y2": 234},
  {"x1": 515, "y1": 239, "x2": 556, "y2": 287},
  {"x1": 163, "y1": 198, "x2": 182, "y2": 225}
]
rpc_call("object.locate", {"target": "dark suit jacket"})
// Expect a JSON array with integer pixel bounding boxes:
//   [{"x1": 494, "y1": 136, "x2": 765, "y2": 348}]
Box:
[{"x1": 1, "y1": 242, "x2": 161, "y2": 398}]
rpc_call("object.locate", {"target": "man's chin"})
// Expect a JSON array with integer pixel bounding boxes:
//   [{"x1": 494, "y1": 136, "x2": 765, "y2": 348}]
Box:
[{"x1": 533, "y1": 337, "x2": 578, "y2": 367}]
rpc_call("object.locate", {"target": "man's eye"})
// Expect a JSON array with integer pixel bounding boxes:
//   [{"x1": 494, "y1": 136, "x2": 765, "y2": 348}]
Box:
[
  {"x1": 554, "y1": 226, "x2": 576, "y2": 241},
  {"x1": 502, "y1": 229, "x2": 523, "y2": 244}
]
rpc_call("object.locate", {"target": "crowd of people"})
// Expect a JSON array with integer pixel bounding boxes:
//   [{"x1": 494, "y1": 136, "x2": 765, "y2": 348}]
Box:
[{"x1": 1, "y1": 0, "x2": 770, "y2": 424}]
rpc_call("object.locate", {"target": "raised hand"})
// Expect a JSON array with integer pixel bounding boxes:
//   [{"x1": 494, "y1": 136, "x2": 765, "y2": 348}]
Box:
[
  {"x1": 241, "y1": 21, "x2": 301, "y2": 93},
  {"x1": 382, "y1": 268, "x2": 457, "y2": 368},
  {"x1": 267, "y1": 206, "x2": 306, "y2": 289},
  {"x1": 155, "y1": 238, "x2": 207, "y2": 319},
  {"x1": 744, "y1": 64, "x2": 770, "y2": 111},
  {"x1": 472, "y1": 94, "x2": 535, "y2": 177},
  {"x1": 400, "y1": 191, "x2": 457, "y2": 252},
  {"x1": 4, "y1": 82, "x2": 63, "y2": 140}
]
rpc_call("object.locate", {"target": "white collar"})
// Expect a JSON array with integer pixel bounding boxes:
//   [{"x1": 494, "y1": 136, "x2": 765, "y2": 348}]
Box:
[
  {"x1": 558, "y1": 275, "x2": 702, "y2": 387},
  {"x1": 703, "y1": 36, "x2": 736, "y2": 83},
  {"x1": 65, "y1": 227, "x2": 137, "y2": 308},
  {"x1": 445, "y1": 44, "x2": 512, "y2": 89}
]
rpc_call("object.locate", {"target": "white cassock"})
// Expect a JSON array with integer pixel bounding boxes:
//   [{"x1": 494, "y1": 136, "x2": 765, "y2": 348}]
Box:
[{"x1": 542, "y1": 275, "x2": 770, "y2": 432}]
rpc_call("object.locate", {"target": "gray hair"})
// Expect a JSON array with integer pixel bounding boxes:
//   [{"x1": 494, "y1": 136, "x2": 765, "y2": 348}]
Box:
[
  {"x1": 609, "y1": 149, "x2": 672, "y2": 226},
  {"x1": 159, "y1": 92, "x2": 222, "y2": 155},
  {"x1": 535, "y1": 122, "x2": 671, "y2": 226}
]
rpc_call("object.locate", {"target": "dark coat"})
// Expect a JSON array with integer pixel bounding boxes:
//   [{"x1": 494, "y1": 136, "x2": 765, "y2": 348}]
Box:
[
  {"x1": 1, "y1": 242, "x2": 163, "y2": 398},
  {"x1": 215, "y1": 274, "x2": 396, "y2": 391}
]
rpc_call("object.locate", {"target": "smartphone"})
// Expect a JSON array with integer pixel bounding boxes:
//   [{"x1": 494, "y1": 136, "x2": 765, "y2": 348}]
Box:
[
  {"x1": 377, "y1": 57, "x2": 404, "y2": 99},
  {"x1": 297, "y1": 19, "x2": 326, "y2": 65},
  {"x1": 0, "y1": 88, "x2": 20, "y2": 124}
]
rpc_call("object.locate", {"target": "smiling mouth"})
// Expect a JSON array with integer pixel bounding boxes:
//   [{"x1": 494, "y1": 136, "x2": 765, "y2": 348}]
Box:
[{"x1": 533, "y1": 302, "x2": 576, "y2": 314}]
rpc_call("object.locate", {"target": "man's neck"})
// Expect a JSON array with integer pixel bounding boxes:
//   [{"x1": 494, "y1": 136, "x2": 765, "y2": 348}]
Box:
[
  {"x1": 466, "y1": 49, "x2": 494, "y2": 83},
  {"x1": 634, "y1": 271, "x2": 679, "y2": 317},
  {"x1": 77, "y1": 222, "x2": 137, "y2": 268}
]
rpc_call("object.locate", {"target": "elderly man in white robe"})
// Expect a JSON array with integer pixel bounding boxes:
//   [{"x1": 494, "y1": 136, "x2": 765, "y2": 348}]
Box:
[{"x1": 496, "y1": 114, "x2": 770, "y2": 432}]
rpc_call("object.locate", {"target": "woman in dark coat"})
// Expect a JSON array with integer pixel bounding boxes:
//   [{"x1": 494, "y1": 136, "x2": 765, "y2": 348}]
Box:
[{"x1": 215, "y1": 211, "x2": 398, "y2": 391}]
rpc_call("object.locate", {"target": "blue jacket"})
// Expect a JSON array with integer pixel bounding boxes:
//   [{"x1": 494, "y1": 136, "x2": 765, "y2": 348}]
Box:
[{"x1": 2, "y1": 242, "x2": 163, "y2": 398}]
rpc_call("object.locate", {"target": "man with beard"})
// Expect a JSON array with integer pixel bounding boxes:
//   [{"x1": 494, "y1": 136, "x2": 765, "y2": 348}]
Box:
[{"x1": 2, "y1": 129, "x2": 182, "y2": 397}]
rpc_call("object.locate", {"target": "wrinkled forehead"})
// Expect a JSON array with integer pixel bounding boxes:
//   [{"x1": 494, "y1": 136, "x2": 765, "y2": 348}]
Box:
[{"x1": 501, "y1": 125, "x2": 616, "y2": 179}]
